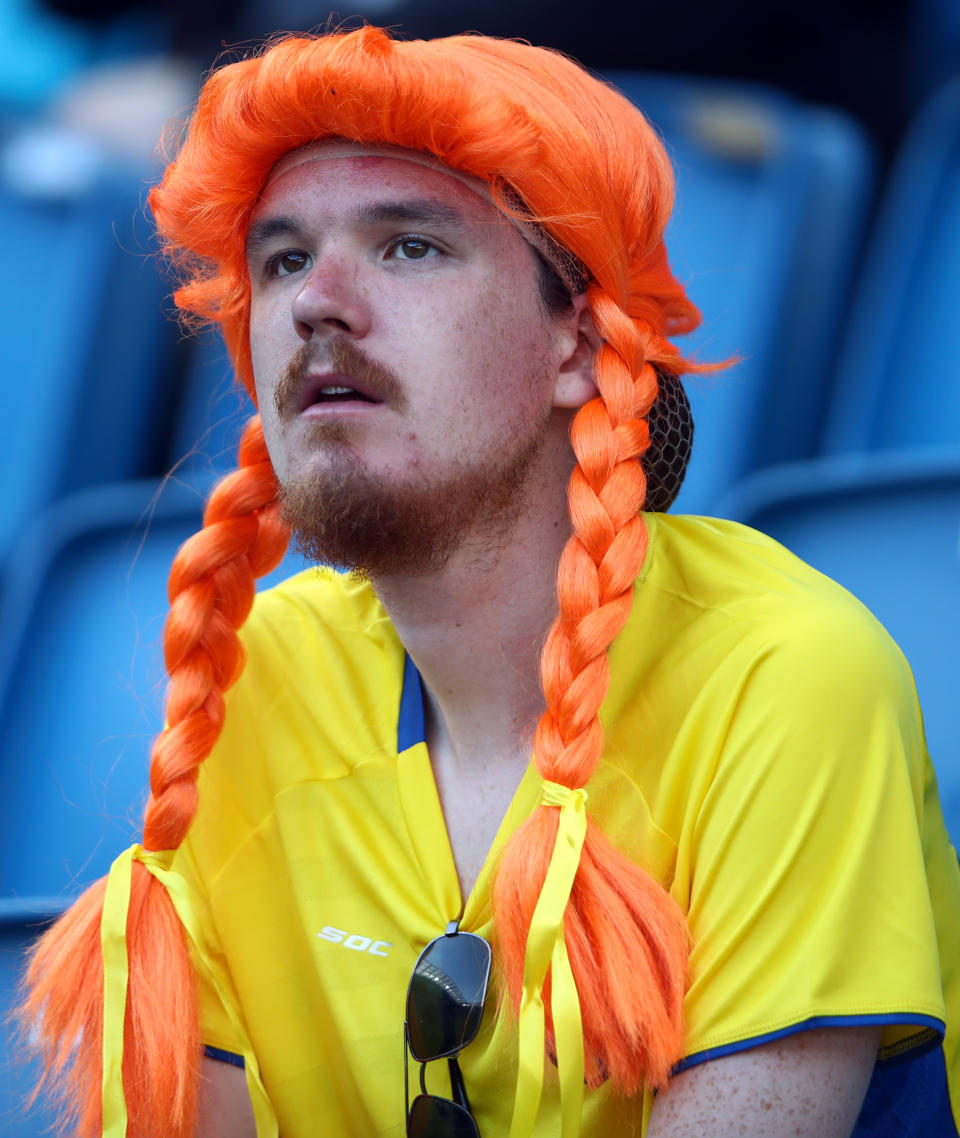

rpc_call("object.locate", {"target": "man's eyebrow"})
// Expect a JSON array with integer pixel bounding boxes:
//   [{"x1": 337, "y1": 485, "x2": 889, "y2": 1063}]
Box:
[
  {"x1": 245, "y1": 199, "x2": 470, "y2": 259},
  {"x1": 246, "y1": 216, "x2": 308, "y2": 258},
  {"x1": 355, "y1": 198, "x2": 468, "y2": 229}
]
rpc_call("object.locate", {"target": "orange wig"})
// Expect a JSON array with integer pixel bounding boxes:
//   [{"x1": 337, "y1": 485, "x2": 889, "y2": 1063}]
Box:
[{"x1": 19, "y1": 25, "x2": 706, "y2": 1137}]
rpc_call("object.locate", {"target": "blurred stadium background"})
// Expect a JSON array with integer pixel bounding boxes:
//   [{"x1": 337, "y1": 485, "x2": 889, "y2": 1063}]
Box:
[{"x1": 1, "y1": 1, "x2": 958, "y2": 1132}]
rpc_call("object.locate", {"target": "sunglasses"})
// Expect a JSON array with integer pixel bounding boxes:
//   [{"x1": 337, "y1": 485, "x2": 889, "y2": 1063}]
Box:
[{"x1": 405, "y1": 920, "x2": 492, "y2": 1138}]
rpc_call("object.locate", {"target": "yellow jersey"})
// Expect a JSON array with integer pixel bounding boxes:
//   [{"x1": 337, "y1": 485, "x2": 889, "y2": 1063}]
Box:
[{"x1": 170, "y1": 513, "x2": 960, "y2": 1136}]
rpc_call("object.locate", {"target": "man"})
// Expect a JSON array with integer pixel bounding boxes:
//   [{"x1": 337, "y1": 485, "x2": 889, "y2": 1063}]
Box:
[{"x1": 20, "y1": 25, "x2": 960, "y2": 1138}]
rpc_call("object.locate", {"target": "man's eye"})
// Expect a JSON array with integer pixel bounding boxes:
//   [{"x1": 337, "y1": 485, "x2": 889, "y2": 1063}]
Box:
[
  {"x1": 388, "y1": 237, "x2": 437, "y2": 261},
  {"x1": 270, "y1": 250, "x2": 311, "y2": 276}
]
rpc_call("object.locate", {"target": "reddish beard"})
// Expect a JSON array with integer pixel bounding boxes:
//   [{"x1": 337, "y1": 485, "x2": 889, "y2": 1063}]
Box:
[
  {"x1": 274, "y1": 340, "x2": 553, "y2": 578},
  {"x1": 280, "y1": 434, "x2": 550, "y2": 578}
]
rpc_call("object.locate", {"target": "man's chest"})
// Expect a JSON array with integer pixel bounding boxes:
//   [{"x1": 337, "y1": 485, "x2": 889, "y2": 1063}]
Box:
[{"x1": 429, "y1": 753, "x2": 529, "y2": 900}]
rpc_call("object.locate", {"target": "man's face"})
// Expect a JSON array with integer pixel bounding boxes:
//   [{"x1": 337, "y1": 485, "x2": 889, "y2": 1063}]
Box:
[{"x1": 246, "y1": 150, "x2": 585, "y2": 574}]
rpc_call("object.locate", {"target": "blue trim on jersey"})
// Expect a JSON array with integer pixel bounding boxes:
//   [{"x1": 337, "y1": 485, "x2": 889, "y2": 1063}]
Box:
[
  {"x1": 397, "y1": 652, "x2": 426, "y2": 752},
  {"x1": 203, "y1": 1044, "x2": 245, "y2": 1068},
  {"x1": 675, "y1": 1015, "x2": 955, "y2": 1138},
  {"x1": 854, "y1": 1044, "x2": 959, "y2": 1137},
  {"x1": 674, "y1": 1013, "x2": 945, "y2": 1073}
]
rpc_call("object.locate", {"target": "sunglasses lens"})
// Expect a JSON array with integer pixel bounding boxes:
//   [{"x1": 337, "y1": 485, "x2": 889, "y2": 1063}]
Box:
[
  {"x1": 407, "y1": 932, "x2": 491, "y2": 1061},
  {"x1": 407, "y1": 1093, "x2": 481, "y2": 1138}
]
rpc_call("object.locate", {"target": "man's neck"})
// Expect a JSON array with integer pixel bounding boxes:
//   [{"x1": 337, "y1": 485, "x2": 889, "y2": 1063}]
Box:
[
  {"x1": 372, "y1": 472, "x2": 570, "y2": 774},
  {"x1": 372, "y1": 491, "x2": 569, "y2": 899}
]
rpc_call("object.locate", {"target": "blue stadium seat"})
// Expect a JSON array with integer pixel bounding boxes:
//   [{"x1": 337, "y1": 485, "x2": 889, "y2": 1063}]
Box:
[
  {"x1": 0, "y1": 479, "x2": 182, "y2": 1132},
  {"x1": 910, "y1": 0, "x2": 960, "y2": 101},
  {"x1": 0, "y1": 0, "x2": 89, "y2": 111},
  {"x1": 0, "y1": 478, "x2": 309, "y2": 903},
  {"x1": 0, "y1": 478, "x2": 309, "y2": 1130},
  {"x1": 721, "y1": 448, "x2": 960, "y2": 840},
  {"x1": 0, "y1": 481, "x2": 204, "y2": 901},
  {"x1": 0, "y1": 130, "x2": 178, "y2": 568},
  {"x1": 823, "y1": 77, "x2": 960, "y2": 456},
  {"x1": 607, "y1": 75, "x2": 875, "y2": 514},
  {"x1": 168, "y1": 328, "x2": 257, "y2": 490},
  {"x1": 0, "y1": 0, "x2": 167, "y2": 112},
  {"x1": 1, "y1": 902, "x2": 62, "y2": 1137}
]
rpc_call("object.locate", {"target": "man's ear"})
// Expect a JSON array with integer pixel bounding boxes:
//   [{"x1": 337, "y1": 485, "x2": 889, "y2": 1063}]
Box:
[{"x1": 553, "y1": 293, "x2": 601, "y2": 409}]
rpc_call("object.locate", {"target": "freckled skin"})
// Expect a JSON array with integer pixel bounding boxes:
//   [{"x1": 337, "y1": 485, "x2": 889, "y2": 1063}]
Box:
[{"x1": 646, "y1": 1025, "x2": 881, "y2": 1137}]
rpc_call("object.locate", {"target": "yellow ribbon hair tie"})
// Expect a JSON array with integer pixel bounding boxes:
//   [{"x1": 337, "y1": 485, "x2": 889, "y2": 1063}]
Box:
[
  {"x1": 539, "y1": 780, "x2": 587, "y2": 810},
  {"x1": 509, "y1": 781, "x2": 589, "y2": 1138},
  {"x1": 100, "y1": 845, "x2": 175, "y2": 1138},
  {"x1": 100, "y1": 844, "x2": 279, "y2": 1138}
]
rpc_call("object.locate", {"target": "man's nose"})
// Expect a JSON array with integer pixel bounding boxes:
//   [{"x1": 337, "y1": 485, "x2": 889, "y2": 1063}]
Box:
[{"x1": 290, "y1": 260, "x2": 372, "y2": 341}]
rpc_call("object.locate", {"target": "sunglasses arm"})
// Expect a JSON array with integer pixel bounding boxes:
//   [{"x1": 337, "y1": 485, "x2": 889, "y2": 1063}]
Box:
[
  {"x1": 404, "y1": 1022, "x2": 411, "y2": 1119},
  {"x1": 448, "y1": 1055, "x2": 472, "y2": 1114}
]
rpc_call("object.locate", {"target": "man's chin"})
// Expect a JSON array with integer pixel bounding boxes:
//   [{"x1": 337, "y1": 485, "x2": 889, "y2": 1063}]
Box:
[{"x1": 278, "y1": 437, "x2": 544, "y2": 579}]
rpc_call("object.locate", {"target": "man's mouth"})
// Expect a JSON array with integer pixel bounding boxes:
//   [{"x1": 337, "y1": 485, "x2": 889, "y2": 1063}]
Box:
[
  {"x1": 297, "y1": 374, "x2": 383, "y2": 411},
  {"x1": 276, "y1": 340, "x2": 406, "y2": 420},
  {"x1": 312, "y1": 385, "x2": 378, "y2": 403}
]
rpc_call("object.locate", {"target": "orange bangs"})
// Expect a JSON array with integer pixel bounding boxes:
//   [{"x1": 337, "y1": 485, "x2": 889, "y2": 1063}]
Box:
[{"x1": 150, "y1": 25, "x2": 700, "y2": 397}]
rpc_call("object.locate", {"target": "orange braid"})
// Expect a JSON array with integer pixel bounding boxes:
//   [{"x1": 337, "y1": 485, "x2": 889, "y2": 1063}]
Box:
[
  {"x1": 494, "y1": 287, "x2": 689, "y2": 1091},
  {"x1": 17, "y1": 418, "x2": 288, "y2": 1137}
]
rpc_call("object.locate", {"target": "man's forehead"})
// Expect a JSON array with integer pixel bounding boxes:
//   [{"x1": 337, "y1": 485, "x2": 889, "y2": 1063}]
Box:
[
  {"x1": 252, "y1": 139, "x2": 582, "y2": 292},
  {"x1": 264, "y1": 140, "x2": 494, "y2": 202},
  {"x1": 246, "y1": 155, "x2": 511, "y2": 265},
  {"x1": 249, "y1": 144, "x2": 508, "y2": 241}
]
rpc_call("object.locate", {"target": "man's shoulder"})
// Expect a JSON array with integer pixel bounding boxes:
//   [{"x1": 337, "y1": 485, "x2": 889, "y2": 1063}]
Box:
[
  {"x1": 248, "y1": 564, "x2": 383, "y2": 629},
  {"x1": 228, "y1": 565, "x2": 406, "y2": 717},
  {"x1": 641, "y1": 512, "x2": 892, "y2": 642},
  {"x1": 241, "y1": 565, "x2": 395, "y2": 659},
  {"x1": 607, "y1": 514, "x2": 928, "y2": 856},
  {"x1": 644, "y1": 512, "x2": 840, "y2": 601},
  {"x1": 194, "y1": 567, "x2": 408, "y2": 817},
  {"x1": 612, "y1": 512, "x2": 916, "y2": 731}
]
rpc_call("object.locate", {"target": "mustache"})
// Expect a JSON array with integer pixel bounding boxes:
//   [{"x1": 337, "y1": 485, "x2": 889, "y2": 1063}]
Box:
[{"x1": 274, "y1": 339, "x2": 407, "y2": 418}]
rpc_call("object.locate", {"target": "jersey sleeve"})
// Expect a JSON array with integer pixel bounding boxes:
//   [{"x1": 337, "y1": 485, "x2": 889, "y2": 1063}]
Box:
[
  {"x1": 673, "y1": 591, "x2": 947, "y2": 1068},
  {"x1": 171, "y1": 838, "x2": 249, "y2": 1057},
  {"x1": 168, "y1": 838, "x2": 280, "y2": 1136}
]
